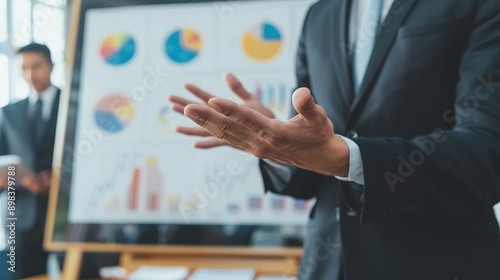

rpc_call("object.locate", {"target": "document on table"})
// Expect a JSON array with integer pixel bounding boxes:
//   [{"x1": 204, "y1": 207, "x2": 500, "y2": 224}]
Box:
[
  {"x1": 188, "y1": 268, "x2": 255, "y2": 280},
  {"x1": 128, "y1": 266, "x2": 189, "y2": 280}
]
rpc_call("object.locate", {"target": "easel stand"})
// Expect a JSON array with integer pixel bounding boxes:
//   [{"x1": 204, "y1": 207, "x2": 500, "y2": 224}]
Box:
[{"x1": 46, "y1": 1, "x2": 304, "y2": 279}]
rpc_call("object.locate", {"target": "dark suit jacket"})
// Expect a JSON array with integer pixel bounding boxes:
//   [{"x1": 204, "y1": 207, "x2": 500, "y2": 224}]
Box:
[
  {"x1": 0, "y1": 89, "x2": 61, "y2": 231},
  {"x1": 261, "y1": 1, "x2": 500, "y2": 279}
]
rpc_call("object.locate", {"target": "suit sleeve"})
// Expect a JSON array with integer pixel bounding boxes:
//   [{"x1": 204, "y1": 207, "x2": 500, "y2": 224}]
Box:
[
  {"x1": 259, "y1": 4, "x2": 322, "y2": 200},
  {"x1": 347, "y1": 0, "x2": 500, "y2": 223}
]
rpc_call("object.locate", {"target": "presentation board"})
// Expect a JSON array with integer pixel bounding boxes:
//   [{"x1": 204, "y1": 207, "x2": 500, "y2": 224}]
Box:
[
  {"x1": 45, "y1": 4, "x2": 500, "y2": 269},
  {"x1": 49, "y1": 0, "x2": 317, "y2": 248}
]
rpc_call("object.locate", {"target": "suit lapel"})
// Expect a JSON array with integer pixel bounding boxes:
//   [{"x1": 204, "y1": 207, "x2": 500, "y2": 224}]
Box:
[
  {"x1": 330, "y1": 0, "x2": 355, "y2": 111},
  {"x1": 10, "y1": 99, "x2": 33, "y2": 143},
  {"x1": 4, "y1": 99, "x2": 36, "y2": 165},
  {"x1": 348, "y1": 0, "x2": 418, "y2": 118}
]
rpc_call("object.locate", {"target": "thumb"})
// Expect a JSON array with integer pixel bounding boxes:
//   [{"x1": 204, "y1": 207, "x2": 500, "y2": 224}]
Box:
[{"x1": 292, "y1": 88, "x2": 319, "y2": 120}]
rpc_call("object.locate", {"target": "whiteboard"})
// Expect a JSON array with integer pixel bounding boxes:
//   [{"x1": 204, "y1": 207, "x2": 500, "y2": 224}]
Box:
[{"x1": 66, "y1": 0, "x2": 316, "y2": 225}]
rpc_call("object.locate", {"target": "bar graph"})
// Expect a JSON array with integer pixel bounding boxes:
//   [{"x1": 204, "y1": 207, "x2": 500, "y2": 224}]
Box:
[
  {"x1": 128, "y1": 167, "x2": 141, "y2": 211},
  {"x1": 270, "y1": 196, "x2": 286, "y2": 211},
  {"x1": 146, "y1": 156, "x2": 164, "y2": 211},
  {"x1": 256, "y1": 82, "x2": 291, "y2": 120}
]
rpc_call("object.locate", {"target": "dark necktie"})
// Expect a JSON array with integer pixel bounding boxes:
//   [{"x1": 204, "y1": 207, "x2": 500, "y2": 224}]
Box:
[{"x1": 31, "y1": 98, "x2": 45, "y2": 147}]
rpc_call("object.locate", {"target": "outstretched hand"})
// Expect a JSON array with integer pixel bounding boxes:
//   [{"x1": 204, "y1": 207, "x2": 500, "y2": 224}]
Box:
[
  {"x1": 183, "y1": 87, "x2": 350, "y2": 176},
  {"x1": 169, "y1": 73, "x2": 274, "y2": 149}
]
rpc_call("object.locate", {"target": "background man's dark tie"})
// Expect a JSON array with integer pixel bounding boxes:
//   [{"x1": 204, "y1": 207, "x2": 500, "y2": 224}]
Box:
[{"x1": 31, "y1": 98, "x2": 45, "y2": 147}]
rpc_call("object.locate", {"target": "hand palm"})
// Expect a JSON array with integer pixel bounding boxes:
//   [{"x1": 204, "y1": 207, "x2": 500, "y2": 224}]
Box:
[
  {"x1": 169, "y1": 73, "x2": 274, "y2": 149},
  {"x1": 183, "y1": 88, "x2": 348, "y2": 175}
]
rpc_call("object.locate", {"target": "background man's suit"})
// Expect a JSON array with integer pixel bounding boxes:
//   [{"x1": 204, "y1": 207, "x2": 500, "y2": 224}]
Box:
[
  {"x1": 261, "y1": 0, "x2": 500, "y2": 279},
  {"x1": 0, "y1": 89, "x2": 60, "y2": 278}
]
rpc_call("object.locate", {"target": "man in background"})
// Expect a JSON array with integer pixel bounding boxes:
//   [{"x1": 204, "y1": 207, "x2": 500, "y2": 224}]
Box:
[{"x1": 0, "y1": 43, "x2": 60, "y2": 278}]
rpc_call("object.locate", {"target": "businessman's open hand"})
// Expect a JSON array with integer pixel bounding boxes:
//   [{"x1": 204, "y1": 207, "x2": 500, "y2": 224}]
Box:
[
  {"x1": 183, "y1": 87, "x2": 350, "y2": 176},
  {"x1": 169, "y1": 73, "x2": 275, "y2": 149}
]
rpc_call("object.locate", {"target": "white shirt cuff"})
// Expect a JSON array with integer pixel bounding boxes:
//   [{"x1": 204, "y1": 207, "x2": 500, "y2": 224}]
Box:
[{"x1": 335, "y1": 135, "x2": 365, "y2": 185}]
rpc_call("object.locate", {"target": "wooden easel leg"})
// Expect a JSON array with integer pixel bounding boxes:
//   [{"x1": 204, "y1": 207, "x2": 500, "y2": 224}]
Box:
[
  {"x1": 62, "y1": 248, "x2": 82, "y2": 280},
  {"x1": 119, "y1": 252, "x2": 133, "y2": 274},
  {"x1": 284, "y1": 256, "x2": 299, "y2": 276}
]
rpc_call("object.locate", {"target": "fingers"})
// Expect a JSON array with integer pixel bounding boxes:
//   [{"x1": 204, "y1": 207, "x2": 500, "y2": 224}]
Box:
[
  {"x1": 206, "y1": 98, "x2": 272, "y2": 135},
  {"x1": 184, "y1": 103, "x2": 256, "y2": 147},
  {"x1": 176, "y1": 126, "x2": 212, "y2": 137},
  {"x1": 0, "y1": 177, "x2": 6, "y2": 189},
  {"x1": 292, "y1": 88, "x2": 320, "y2": 121},
  {"x1": 38, "y1": 171, "x2": 52, "y2": 189},
  {"x1": 225, "y1": 73, "x2": 253, "y2": 101},
  {"x1": 184, "y1": 83, "x2": 215, "y2": 103},
  {"x1": 169, "y1": 95, "x2": 198, "y2": 107},
  {"x1": 169, "y1": 95, "x2": 199, "y2": 115},
  {"x1": 194, "y1": 120, "x2": 253, "y2": 151},
  {"x1": 172, "y1": 104, "x2": 185, "y2": 115},
  {"x1": 21, "y1": 176, "x2": 42, "y2": 194},
  {"x1": 176, "y1": 128, "x2": 231, "y2": 149},
  {"x1": 194, "y1": 138, "x2": 228, "y2": 149}
]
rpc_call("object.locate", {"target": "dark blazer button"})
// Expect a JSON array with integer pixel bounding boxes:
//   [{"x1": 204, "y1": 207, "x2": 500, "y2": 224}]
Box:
[{"x1": 346, "y1": 130, "x2": 359, "y2": 138}]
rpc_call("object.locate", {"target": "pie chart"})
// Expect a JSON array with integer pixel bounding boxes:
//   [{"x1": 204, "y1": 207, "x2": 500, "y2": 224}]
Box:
[
  {"x1": 242, "y1": 22, "x2": 282, "y2": 62},
  {"x1": 94, "y1": 94, "x2": 134, "y2": 133},
  {"x1": 165, "y1": 28, "x2": 202, "y2": 64},
  {"x1": 100, "y1": 33, "x2": 136, "y2": 65}
]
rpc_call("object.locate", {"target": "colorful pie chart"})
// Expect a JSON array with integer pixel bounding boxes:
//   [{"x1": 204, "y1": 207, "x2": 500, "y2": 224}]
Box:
[
  {"x1": 165, "y1": 28, "x2": 202, "y2": 64},
  {"x1": 242, "y1": 22, "x2": 282, "y2": 62},
  {"x1": 94, "y1": 94, "x2": 134, "y2": 133},
  {"x1": 100, "y1": 33, "x2": 136, "y2": 65}
]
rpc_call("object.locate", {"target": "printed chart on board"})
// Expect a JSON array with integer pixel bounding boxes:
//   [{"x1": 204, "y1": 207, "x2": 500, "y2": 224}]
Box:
[{"x1": 69, "y1": 0, "x2": 316, "y2": 224}]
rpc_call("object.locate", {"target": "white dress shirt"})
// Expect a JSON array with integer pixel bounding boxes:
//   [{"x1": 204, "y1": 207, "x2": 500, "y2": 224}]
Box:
[
  {"x1": 336, "y1": 0, "x2": 394, "y2": 185},
  {"x1": 28, "y1": 85, "x2": 58, "y2": 121},
  {"x1": 348, "y1": 0, "x2": 394, "y2": 49}
]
